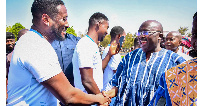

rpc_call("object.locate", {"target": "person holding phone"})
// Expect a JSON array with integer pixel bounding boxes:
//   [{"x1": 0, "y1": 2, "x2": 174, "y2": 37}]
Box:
[{"x1": 102, "y1": 26, "x2": 126, "y2": 91}]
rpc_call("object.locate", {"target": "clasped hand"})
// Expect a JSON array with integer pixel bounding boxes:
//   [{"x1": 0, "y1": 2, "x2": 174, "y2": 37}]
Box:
[
  {"x1": 97, "y1": 91, "x2": 111, "y2": 106},
  {"x1": 97, "y1": 91, "x2": 112, "y2": 106}
]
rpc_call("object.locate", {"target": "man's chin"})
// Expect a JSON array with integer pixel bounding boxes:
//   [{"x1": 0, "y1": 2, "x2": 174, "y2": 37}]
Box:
[{"x1": 141, "y1": 47, "x2": 148, "y2": 52}]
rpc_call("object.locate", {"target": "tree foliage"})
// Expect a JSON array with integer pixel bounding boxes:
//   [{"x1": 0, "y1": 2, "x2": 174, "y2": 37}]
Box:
[
  {"x1": 178, "y1": 26, "x2": 189, "y2": 35},
  {"x1": 6, "y1": 23, "x2": 25, "y2": 41},
  {"x1": 178, "y1": 26, "x2": 192, "y2": 37},
  {"x1": 6, "y1": 26, "x2": 12, "y2": 32},
  {"x1": 122, "y1": 33, "x2": 135, "y2": 49},
  {"x1": 100, "y1": 35, "x2": 111, "y2": 47},
  {"x1": 187, "y1": 33, "x2": 192, "y2": 37},
  {"x1": 66, "y1": 26, "x2": 77, "y2": 37},
  {"x1": 99, "y1": 32, "x2": 137, "y2": 52}
]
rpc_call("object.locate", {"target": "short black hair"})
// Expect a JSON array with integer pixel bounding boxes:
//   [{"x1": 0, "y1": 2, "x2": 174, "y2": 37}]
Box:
[
  {"x1": 110, "y1": 26, "x2": 124, "y2": 38},
  {"x1": 89, "y1": 12, "x2": 108, "y2": 27},
  {"x1": 31, "y1": 0, "x2": 64, "y2": 20},
  {"x1": 6, "y1": 32, "x2": 15, "y2": 39}
]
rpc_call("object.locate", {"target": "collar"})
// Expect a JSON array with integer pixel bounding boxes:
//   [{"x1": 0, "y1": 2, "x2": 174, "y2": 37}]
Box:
[
  {"x1": 29, "y1": 28, "x2": 44, "y2": 38},
  {"x1": 86, "y1": 35, "x2": 94, "y2": 42}
]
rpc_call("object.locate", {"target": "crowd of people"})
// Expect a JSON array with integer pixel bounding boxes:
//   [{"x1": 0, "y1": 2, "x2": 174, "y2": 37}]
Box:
[{"x1": 6, "y1": 0, "x2": 197, "y2": 106}]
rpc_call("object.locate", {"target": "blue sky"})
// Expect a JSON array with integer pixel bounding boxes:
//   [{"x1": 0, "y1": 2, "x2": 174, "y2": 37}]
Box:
[{"x1": 6, "y1": 0, "x2": 197, "y2": 36}]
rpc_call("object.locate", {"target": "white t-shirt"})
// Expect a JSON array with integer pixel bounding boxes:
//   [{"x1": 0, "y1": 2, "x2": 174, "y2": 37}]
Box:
[
  {"x1": 72, "y1": 36, "x2": 103, "y2": 93},
  {"x1": 177, "y1": 50, "x2": 193, "y2": 61},
  {"x1": 102, "y1": 45, "x2": 121, "y2": 91},
  {"x1": 7, "y1": 30, "x2": 62, "y2": 106}
]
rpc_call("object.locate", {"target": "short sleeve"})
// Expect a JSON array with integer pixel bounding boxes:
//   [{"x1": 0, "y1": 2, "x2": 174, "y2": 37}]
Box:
[
  {"x1": 22, "y1": 37, "x2": 62, "y2": 82},
  {"x1": 109, "y1": 58, "x2": 124, "y2": 88},
  {"x1": 108, "y1": 54, "x2": 121, "y2": 71},
  {"x1": 76, "y1": 41, "x2": 96, "y2": 68}
]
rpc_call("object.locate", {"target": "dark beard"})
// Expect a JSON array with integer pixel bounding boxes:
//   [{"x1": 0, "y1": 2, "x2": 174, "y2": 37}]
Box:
[
  {"x1": 6, "y1": 45, "x2": 14, "y2": 53},
  {"x1": 51, "y1": 25, "x2": 65, "y2": 41}
]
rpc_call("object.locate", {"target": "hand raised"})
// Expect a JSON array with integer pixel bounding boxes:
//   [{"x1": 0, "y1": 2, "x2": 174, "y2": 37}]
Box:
[{"x1": 108, "y1": 40, "x2": 120, "y2": 56}]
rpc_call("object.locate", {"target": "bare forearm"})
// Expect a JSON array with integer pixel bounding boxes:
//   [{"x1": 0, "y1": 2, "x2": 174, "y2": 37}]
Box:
[
  {"x1": 41, "y1": 72, "x2": 104, "y2": 105},
  {"x1": 102, "y1": 53, "x2": 112, "y2": 71},
  {"x1": 82, "y1": 81, "x2": 101, "y2": 94},
  {"x1": 64, "y1": 88, "x2": 101, "y2": 105}
]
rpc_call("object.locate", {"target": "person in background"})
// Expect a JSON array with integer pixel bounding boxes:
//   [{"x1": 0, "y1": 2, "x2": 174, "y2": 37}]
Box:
[
  {"x1": 102, "y1": 26, "x2": 126, "y2": 106},
  {"x1": 189, "y1": 13, "x2": 197, "y2": 58},
  {"x1": 6, "y1": 29, "x2": 28, "y2": 100},
  {"x1": 52, "y1": 24, "x2": 81, "y2": 87},
  {"x1": 102, "y1": 20, "x2": 185, "y2": 106},
  {"x1": 133, "y1": 37, "x2": 140, "y2": 50},
  {"x1": 160, "y1": 36, "x2": 165, "y2": 48},
  {"x1": 72, "y1": 12, "x2": 119, "y2": 106},
  {"x1": 179, "y1": 36, "x2": 192, "y2": 55},
  {"x1": 103, "y1": 26, "x2": 126, "y2": 91},
  {"x1": 165, "y1": 31, "x2": 192, "y2": 60},
  {"x1": 7, "y1": 0, "x2": 110, "y2": 105},
  {"x1": 148, "y1": 12, "x2": 197, "y2": 106},
  {"x1": 6, "y1": 32, "x2": 15, "y2": 55},
  {"x1": 6, "y1": 29, "x2": 28, "y2": 79}
]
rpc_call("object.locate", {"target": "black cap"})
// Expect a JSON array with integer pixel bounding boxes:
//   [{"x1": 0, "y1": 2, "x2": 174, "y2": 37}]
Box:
[{"x1": 6, "y1": 32, "x2": 15, "y2": 39}]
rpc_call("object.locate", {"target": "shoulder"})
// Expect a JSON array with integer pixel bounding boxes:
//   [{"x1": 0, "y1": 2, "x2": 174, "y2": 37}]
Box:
[
  {"x1": 67, "y1": 34, "x2": 81, "y2": 41},
  {"x1": 166, "y1": 57, "x2": 197, "y2": 74},
  {"x1": 177, "y1": 51, "x2": 193, "y2": 61},
  {"x1": 77, "y1": 37, "x2": 90, "y2": 45},
  {"x1": 163, "y1": 49, "x2": 183, "y2": 58},
  {"x1": 16, "y1": 31, "x2": 56, "y2": 57},
  {"x1": 124, "y1": 48, "x2": 142, "y2": 59},
  {"x1": 77, "y1": 37, "x2": 97, "y2": 49}
]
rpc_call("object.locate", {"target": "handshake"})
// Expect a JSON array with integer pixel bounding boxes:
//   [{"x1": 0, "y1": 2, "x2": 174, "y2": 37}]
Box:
[
  {"x1": 97, "y1": 87, "x2": 118, "y2": 106},
  {"x1": 97, "y1": 91, "x2": 112, "y2": 106}
]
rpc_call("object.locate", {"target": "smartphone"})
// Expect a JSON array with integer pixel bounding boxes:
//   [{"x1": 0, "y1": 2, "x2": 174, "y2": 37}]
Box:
[{"x1": 119, "y1": 36, "x2": 125, "y2": 50}]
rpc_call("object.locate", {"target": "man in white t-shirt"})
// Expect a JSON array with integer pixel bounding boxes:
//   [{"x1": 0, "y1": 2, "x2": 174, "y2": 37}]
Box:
[
  {"x1": 102, "y1": 26, "x2": 126, "y2": 91},
  {"x1": 165, "y1": 31, "x2": 192, "y2": 60},
  {"x1": 72, "y1": 12, "x2": 119, "y2": 96},
  {"x1": 6, "y1": 0, "x2": 110, "y2": 106}
]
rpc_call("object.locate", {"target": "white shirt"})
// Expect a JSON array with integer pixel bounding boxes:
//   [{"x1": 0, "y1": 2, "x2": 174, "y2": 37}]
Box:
[
  {"x1": 72, "y1": 36, "x2": 103, "y2": 93},
  {"x1": 7, "y1": 30, "x2": 62, "y2": 106},
  {"x1": 177, "y1": 50, "x2": 193, "y2": 61},
  {"x1": 102, "y1": 45, "x2": 121, "y2": 91}
]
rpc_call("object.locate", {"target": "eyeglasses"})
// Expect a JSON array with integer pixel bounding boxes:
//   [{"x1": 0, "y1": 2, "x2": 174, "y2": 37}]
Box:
[{"x1": 137, "y1": 31, "x2": 162, "y2": 36}]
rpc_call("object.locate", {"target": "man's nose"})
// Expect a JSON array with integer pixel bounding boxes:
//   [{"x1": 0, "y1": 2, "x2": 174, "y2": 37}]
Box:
[{"x1": 140, "y1": 34, "x2": 146, "y2": 38}]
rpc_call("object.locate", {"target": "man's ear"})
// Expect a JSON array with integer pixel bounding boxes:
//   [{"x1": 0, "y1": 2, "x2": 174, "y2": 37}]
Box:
[
  {"x1": 118, "y1": 34, "x2": 121, "y2": 39},
  {"x1": 42, "y1": 14, "x2": 50, "y2": 26}
]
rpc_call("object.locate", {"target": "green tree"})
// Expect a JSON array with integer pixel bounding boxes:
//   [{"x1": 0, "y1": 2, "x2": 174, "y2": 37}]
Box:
[
  {"x1": 6, "y1": 25, "x2": 12, "y2": 32},
  {"x1": 6, "y1": 23, "x2": 25, "y2": 41},
  {"x1": 122, "y1": 32, "x2": 134, "y2": 50},
  {"x1": 178, "y1": 26, "x2": 192, "y2": 37},
  {"x1": 178, "y1": 26, "x2": 189, "y2": 35},
  {"x1": 100, "y1": 35, "x2": 111, "y2": 47},
  {"x1": 66, "y1": 26, "x2": 77, "y2": 37},
  {"x1": 187, "y1": 33, "x2": 192, "y2": 37}
]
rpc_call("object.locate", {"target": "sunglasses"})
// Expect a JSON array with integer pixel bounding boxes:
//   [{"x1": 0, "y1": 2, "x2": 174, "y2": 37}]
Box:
[{"x1": 137, "y1": 31, "x2": 162, "y2": 36}]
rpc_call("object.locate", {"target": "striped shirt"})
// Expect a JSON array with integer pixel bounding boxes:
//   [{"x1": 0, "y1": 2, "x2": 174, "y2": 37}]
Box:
[{"x1": 109, "y1": 48, "x2": 185, "y2": 106}]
